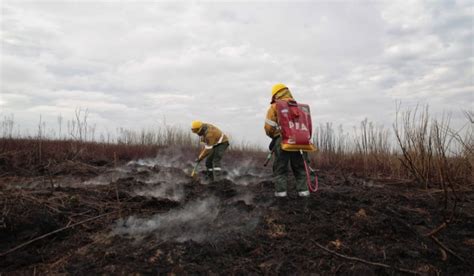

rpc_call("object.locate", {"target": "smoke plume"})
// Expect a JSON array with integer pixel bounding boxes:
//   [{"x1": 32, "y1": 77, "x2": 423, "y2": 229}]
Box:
[
  {"x1": 113, "y1": 197, "x2": 220, "y2": 242},
  {"x1": 113, "y1": 196, "x2": 260, "y2": 243}
]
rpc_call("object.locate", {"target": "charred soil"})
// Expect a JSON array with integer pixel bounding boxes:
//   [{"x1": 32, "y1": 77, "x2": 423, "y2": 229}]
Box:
[{"x1": 0, "y1": 159, "x2": 473, "y2": 275}]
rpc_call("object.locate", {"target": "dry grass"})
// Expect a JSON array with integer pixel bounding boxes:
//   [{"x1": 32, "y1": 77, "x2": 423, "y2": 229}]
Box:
[
  {"x1": 312, "y1": 121, "x2": 401, "y2": 178},
  {"x1": 1, "y1": 106, "x2": 472, "y2": 189},
  {"x1": 0, "y1": 111, "x2": 267, "y2": 175},
  {"x1": 393, "y1": 104, "x2": 472, "y2": 188},
  {"x1": 0, "y1": 138, "x2": 161, "y2": 175},
  {"x1": 393, "y1": 104, "x2": 473, "y2": 219},
  {"x1": 309, "y1": 105, "x2": 472, "y2": 190},
  {"x1": 0, "y1": 110, "x2": 198, "y2": 175}
]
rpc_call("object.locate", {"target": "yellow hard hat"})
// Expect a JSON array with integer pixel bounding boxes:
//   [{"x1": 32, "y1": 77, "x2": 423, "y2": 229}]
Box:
[
  {"x1": 191, "y1": 120, "x2": 203, "y2": 133},
  {"x1": 271, "y1": 83, "x2": 287, "y2": 97}
]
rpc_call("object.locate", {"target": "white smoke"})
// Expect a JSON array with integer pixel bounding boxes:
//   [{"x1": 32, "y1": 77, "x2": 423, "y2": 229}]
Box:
[
  {"x1": 143, "y1": 168, "x2": 190, "y2": 185},
  {"x1": 224, "y1": 158, "x2": 272, "y2": 186},
  {"x1": 113, "y1": 196, "x2": 260, "y2": 243},
  {"x1": 83, "y1": 167, "x2": 131, "y2": 185},
  {"x1": 131, "y1": 165, "x2": 190, "y2": 201},
  {"x1": 113, "y1": 197, "x2": 219, "y2": 242},
  {"x1": 81, "y1": 154, "x2": 192, "y2": 201},
  {"x1": 128, "y1": 147, "x2": 196, "y2": 170},
  {"x1": 134, "y1": 181, "x2": 184, "y2": 202},
  {"x1": 129, "y1": 151, "x2": 271, "y2": 187}
]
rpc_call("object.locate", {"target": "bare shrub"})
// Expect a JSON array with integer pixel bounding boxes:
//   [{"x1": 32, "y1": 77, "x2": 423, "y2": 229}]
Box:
[
  {"x1": 393, "y1": 104, "x2": 434, "y2": 188},
  {"x1": 313, "y1": 120, "x2": 397, "y2": 178},
  {"x1": 393, "y1": 104, "x2": 473, "y2": 222}
]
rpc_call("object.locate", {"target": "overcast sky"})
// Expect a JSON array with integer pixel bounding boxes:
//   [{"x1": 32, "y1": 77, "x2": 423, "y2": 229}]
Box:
[{"x1": 1, "y1": 0, "x2": 472, "y2": 146}]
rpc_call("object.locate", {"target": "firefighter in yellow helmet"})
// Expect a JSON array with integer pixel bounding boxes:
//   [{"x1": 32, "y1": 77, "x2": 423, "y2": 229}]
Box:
[
  {"x1": 191, "y1": 120, "x2": 229, "y2": 182},
  {"x1": 264, "y1": 83, "x2": 310, "y2": 198}
]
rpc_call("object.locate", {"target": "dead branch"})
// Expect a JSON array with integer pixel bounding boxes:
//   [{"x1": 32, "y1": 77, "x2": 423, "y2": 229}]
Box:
[
  {"x1": 424, "y1": 222, "x2": 447, "y2": 237},
  {"x1": 386, "y1": 207, "x2": 420, "y2": 236},
  {"x1": 387, "y1": 207, "x2": 465, "y2": 263},
  {"x1": 312, "y1": 240, "x2": 419, "y2": 275},
  {"x1": 114, "y1": 181, "x2": 122, "y2": 218},
  {"x1": 429, "y1": 235, "x2": 465, "y2": 263},
  {"x1": 0, "y1": 210, "x2": 118, "y2": 257}
]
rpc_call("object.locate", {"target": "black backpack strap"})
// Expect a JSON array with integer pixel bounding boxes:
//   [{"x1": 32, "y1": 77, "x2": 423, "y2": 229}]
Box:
[{"x1": 287, "y1": 100, "x2": 298, "y2": 106}]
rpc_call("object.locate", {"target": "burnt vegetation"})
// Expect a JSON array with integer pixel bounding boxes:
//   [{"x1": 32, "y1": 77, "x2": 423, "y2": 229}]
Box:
[{"x1": 0, "y1": 106, "x2": 473, "y2": 275}]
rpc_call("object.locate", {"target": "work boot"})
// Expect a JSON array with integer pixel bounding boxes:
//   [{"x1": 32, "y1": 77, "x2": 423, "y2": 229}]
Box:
[{"x1": 298, "y1": 190, "x2": 310, "y2": 197}]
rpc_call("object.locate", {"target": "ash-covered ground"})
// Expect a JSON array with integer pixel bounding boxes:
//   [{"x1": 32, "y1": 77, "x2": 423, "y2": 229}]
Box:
[{"x1": 1, "y1": 152, "x2": 473, "y2": 275}]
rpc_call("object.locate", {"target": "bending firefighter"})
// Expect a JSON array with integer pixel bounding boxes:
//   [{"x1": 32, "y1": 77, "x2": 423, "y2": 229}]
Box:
[
  {"x1": 191, "y1": 120, "x2": 230, "y2": 182},
  {"x1": 264, "y1": 83, "x2": 316, "y2": 198}
]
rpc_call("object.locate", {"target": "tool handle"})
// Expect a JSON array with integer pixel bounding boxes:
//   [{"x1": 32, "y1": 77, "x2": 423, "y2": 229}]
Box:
[
  {"x1": 191, "y1": 161, "x2": 200, "y2": 177},
  {"x1": 263, "y1": 151, "x2": 273, "y2": 167}
]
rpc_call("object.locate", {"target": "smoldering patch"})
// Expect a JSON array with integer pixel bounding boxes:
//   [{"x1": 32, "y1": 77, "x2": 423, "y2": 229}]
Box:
[
  {"x1": 133, "y1": 181, "x2": 185, "y2": 202},
  {"x1": 224, "y1": 158, "x2": 272, "y2": 186},
  {"x1": 112, "y1": 196, "x2": 260, "y2": 243},
  {"x1": 112, "y1": 197, "x2": 219, "y2": 242}
]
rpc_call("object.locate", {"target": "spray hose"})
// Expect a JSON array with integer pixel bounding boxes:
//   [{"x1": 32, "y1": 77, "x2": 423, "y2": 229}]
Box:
[{"x1": 300, "y1": 150, "x2": 318, "y2": 192}]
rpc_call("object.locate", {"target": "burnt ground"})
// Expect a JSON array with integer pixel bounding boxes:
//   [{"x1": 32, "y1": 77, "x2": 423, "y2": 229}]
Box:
[{"x1": 0, "y1": 157, "x2": 473, "y2": 275}]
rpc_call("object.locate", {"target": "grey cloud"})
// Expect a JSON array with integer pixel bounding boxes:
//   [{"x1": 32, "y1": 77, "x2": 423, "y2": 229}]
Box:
[{"x1": 1, "y1": 1, "x2": 472, "y2": 146}]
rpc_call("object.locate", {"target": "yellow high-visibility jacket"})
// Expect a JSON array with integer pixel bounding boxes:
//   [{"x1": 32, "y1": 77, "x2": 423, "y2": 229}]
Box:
[
  {"x1": 198, "y1": 123, "x2": 229, "y2": 160},
  {"x1": 264, "y1": 89, "x2": 295, "y2": 139}
]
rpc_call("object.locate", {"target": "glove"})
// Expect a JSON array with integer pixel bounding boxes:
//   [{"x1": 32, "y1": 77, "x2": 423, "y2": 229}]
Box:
[{"x1": 269, "y1": 136, "x2": 279, "y2": 151}]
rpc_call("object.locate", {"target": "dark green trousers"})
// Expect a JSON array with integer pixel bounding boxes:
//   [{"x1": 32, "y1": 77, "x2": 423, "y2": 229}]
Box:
[
  {"x1": 273, "y1": 137, "x2": 308, "y2": 193},
  {"x1": 205, "y1": 142, "x2": 229, "y2": 181}
]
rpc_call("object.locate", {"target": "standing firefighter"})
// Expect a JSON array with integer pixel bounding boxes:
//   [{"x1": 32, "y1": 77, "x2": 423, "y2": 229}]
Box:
[
  {"x1": 264, "y1": 83, "x2": 316, "y2": 197},
  {"x1": 191, "y1": 120, "x2": 229, "y2": 182}
]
